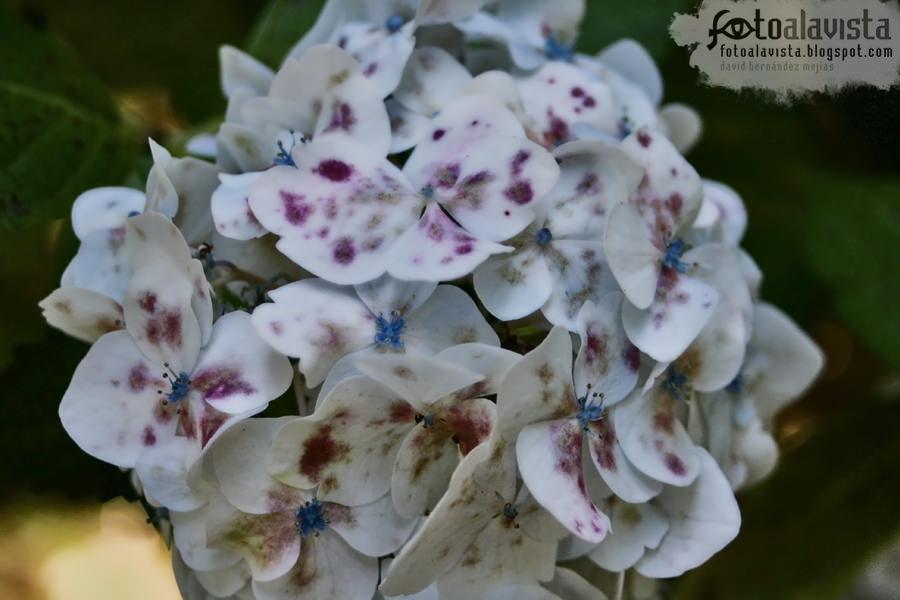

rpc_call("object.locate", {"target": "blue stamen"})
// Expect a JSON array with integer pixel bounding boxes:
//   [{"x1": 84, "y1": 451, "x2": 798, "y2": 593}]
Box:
[
  {"x1": 374, "y1": 311, "x2": 405, "y2": 350},
  {"x1": 662, "y1": 239, "x2": 689, "y2": 273},
  {"x1": 663, "y1": 367, "x2": 690, "y2": 402},
  {"x1": 535, "y1": 227, "x2": 553, "y2": 247},
  {"x1": 575, "y1": 384, "x2": 606, "y2": 430},
  {"x1": 421, "y1": 184, "x2": 435, "y2": 200},
  {"x1": 296, "y1": 499, "x2": 328, "y2": 538},
  {"x1": 127, "y1": 210, "x2": 141, "y2": 218},
  {"x1": 385, "y1": 14, "x2": 405, "y2": 33},
  {"x1": 273, "y1": 139, "x2": 297, "y2": 167},
  {"x1": 544, "y1": 35, "x2": 574, "y2": 61},
  {"x1": 503, "y1": 503, "x2": 518, "y2": 521},
  {"x1": 159, "y1": 363, "x2": 191, "y2": 404}
]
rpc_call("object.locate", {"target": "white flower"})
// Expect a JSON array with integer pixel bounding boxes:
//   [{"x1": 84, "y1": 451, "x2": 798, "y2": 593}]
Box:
[
  {"x1": 266, "y1": 343, "x2": 517, "y2": 515},
  {"x1": 251, "y1": 275, "x2": 498, "y2": 388},
  {"x1": 473, "y1": 139, "x2": 643, "y2": 329},
  {"x1": 207, "y1": 417, "x2": 416, "y2": 600},
  {"x1": 248, "y1": 94, "x2": 559, "y2": 284},
  {"x1": 59, "y1": 214, "x2": 292, "y2": 507},
  {"x1": 39, "y1": 187, "x2": 145, "y2": 342}
]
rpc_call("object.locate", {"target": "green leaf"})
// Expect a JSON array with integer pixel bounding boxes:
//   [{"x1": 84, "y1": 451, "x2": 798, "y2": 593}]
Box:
[
  {"x1": 578, "y1": 0, "x2": 689, "y2": 59},
  {"x1": 674, "y1": 395, "x2": 900, "y2": 600},
  {"x1": 245, "y1": 0, "x2": 325, "y2": 69},
  {"x1": 0, "y1": 7, "x2": 137, "y2": 229}
]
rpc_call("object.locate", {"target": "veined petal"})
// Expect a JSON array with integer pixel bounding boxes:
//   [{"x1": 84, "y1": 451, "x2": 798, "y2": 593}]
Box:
[
  {"x1": 603, "y1": 203, "x2": 662, "y2": 310},
  {"x1": 386, "y1": 204, "x2": 512, "y2": 281},
  {"x1": 518, "y1": 62, "x2": 617, "y2": 149},
  {"x1": 212, "y1": 172, "x2": 268, "y2": 241},
  {"x1": 251, "y1": 279, "x2": 375, "y2": 388},
  {"x1": 496, "y1": 326, "x2": 576, "y2": 436},
  {"x1": 326, "y1": 493, "x2": 416, "y2": 557},
  {"x1": 517, "y1": 418, "x2": 609, "y2": 542},
  {"x1": 589, "y1": 500, "x2": 668, "y2": 572},
  {"x1": 268, "y1": 378, "x2": 414, "y2": 505},
  {"x1": 248, "y1": 138, "x2": 422, "y2": 285},
  {"x1": 394, "y1": 46, "x2": 472, "y2": 118},
  {"x1": 574, "y1": 293, "x2": 640, "y2": 407},
  {"x1": 59, "y1": 331, "x2": 177, "y2": 468},
  {"x1": 191, "y1": 312, "x2": 293, "y2": 414},
  {"x1": 635, "y1": 449, "x2": 740, "y2": 578},
  {"x1": 473, "y1": 247, "x2": 554, "y2": 321},
  {"x1": 615, "y1": 388, "x2": 700, "y2": 486},
  {"x1": 543, "y1": 140, "x2": 644, "y2": 240},
  {"x1": 71, "y1": 186, "x2": 145, "y2": 241},
  {"x1": 213, "y1": 417, "x2": 308, "y2": 515},
  {"x1": 252, "y1": 530, "x2": 377, "y2": 600},
  {"x1": 39, "y1": 287, "x2": 124, "y2": 343},
  {"x1": 622, "y1": 272, "x2": 719, "y2": 363},
  {"x1": 586, "y1": 416, "x2": 663, "y2": 503},
  {"x1": 541, "y1": 239, "x2": 620, "y2": 331}
]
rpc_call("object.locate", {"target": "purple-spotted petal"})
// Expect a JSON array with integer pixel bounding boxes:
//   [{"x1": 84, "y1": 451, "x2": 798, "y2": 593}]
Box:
[
  {"x1": 251, "y1": 279, "x2": 375, "y2": 388},
  {"x1": 326, "y1": 493, "x2": 416, "y2": 557},
  {"x1": 332, "y1": 21, "x2": 415, "y2": 97},
  {"x1": 394, "y1": 47, "x2": 472, "y2": 117},
  {"x1": 312, "y1": 71, "x2": 392, "y2": 155},
  {"x1": 541, "y1": 239, "x2": 620, "y2": 330},
  {"x1": 519, "y1": 62, "x2": 617, "y2": 149},
  {"x1": 573, "y1": 293, "x2": 639, "y2": 406},
  {"x1": 635, "y1": 448, "x2": 741, "y2": 578},
  {"x1": 622, "y1": 272, "x2": 719, "y2": 363},
  {"x1": 615, "y1": 387, "x2": 700, "y2": 486},
  {"x1": 212, "y1": 172, "x2": 268, "y2": 241},
  {"x1": 190, "y1": 311, "x2": 292, "y2": 414},
  {"x1": 71, "y1": 187, "x2": 145, "y2": 241},
  {"x1": 249, "y1": 137, "x2": 422, "y2": 285},
  {"x1": 474, "y1": 247, "x2": 554, "y2": 321},
  {"x1": 39, "y1": 287, "x2": 124, "y2": 343},
  {"x1": 267, "y1": 378, "x2": 415, "y2": 506},
  {"x1": 586, "y1": 415, "x2": 663, "y2": 503},
  {"x1": 589, "y1": 500, "x2": 668, "y2": 572},
  {"x1": 59, "y1": 331, "x2": 177, "y2": 468},
  {"x1": 517, "y1": 418, "x2": 610, "y2": 542},
  {"x1": 61, "y1": 227, "x2": 132, "y2": 303},
  {"x1": 386, "y1": 203, "x2": 512, "y2": 281}
]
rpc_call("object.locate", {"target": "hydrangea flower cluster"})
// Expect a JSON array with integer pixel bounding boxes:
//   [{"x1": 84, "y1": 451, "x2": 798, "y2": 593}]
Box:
[{"x1": 41, "y1": 1, "x2": 825, "y2": 598}]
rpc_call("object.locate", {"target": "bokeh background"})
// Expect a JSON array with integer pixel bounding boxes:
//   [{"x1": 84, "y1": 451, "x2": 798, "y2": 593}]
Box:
[{"x1": 0, "y1": 0, "x2": 898, "y2": 598}]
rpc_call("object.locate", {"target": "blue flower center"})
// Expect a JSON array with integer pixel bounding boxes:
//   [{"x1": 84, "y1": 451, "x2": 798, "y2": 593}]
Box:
[
  {"x1": 420, "y1": 184, "x2": 435, "y2": 200},
  {"x1": 385, "y1": 14, "x2": 406, "y2": 33},
  {"x1": 663, "y1": 367, "x2": 690, "y2": 401},
  {"x1": 503, "y1": 502, "x2": 518, "y2": 521},
  {"x1": 159, "y1": 363, "x2": 191, "y2": 404},
  {"x1": 273, "y1": 139, "x2": 297, "y2": 167},
  {"x1": 374, "y1": 312, "x2": 405, "y2": 350},
  {"x1": 575, "y1": 384, "x2": 606, "y2": 430},
  {"x1": 544, "y1": 34, "x2": 574, "y2": 61},
  {"x1": 535, "y1": 227, "x2": 553, "y2": 247},
  {"x1": 296, "y1": 500, "x2": 328, "y2": 537},
  {"x1": 662, "y1": 239, "x2": 689, "y2": 273}
]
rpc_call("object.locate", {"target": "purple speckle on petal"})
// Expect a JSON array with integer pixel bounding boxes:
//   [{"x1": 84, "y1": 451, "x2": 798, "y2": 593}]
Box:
[
  {"x1": 504, "y1": 181, "x2": 534, "y2": 205},
  {"x1": 192, "y1": 367, "x2": 256, "y2": 401},
  {"x1": 141, "y1": 426, "x2": 157, "y2": 446},
  {"x1": 637, "y1": 131, "x2": 653, "y2": 148},
  {"x1": 511, "y1": 150, "x2": 530, "y2": 176},
  {"x1": 432, "y1": 129, "x2": 446, "y2": 141},
  {"x1": 280, "y1": 191, "x2": 313, "y2": 225},
  {"x1": 664, "y1": 452, "x2": 687, "y2": 476},
  {"x1": 314, "y1": 159, "x2": 353, "y2": 182},
  {"x1": 333, "y1": 238, "x2": 356, "y2": 264}
]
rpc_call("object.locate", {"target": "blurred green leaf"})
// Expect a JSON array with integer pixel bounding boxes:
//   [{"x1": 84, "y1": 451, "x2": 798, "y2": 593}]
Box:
[
  {"x1": 675, "y1": 395, "x2": 900, "y2": 600},
  {"x1": 578, "y1": 0, "x2": 688, "y2": 58},
  {"x1": 245, "y1": 0, "x2": 325, "y2": 69},
  {"x1": 0, "y1": 6, "x2": 136, "y2": 229}
]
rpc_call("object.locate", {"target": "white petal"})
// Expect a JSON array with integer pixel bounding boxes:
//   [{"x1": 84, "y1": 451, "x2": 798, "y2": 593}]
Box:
[
  {"x1": 219, "y1": 45, "x2": 274, "y2": 100},
  {"x1": 59, "y1": 331, "x2": 177, "y2": 468},
  {"x1": 171, "y1": 504, "x2": 242, "y2": 571},
  {"x1": 416, "y1": 0, "x2": 486, "y2": 25},
  {"x1": 597, "y1": 39, "x2": 663, "y2": 106},
  {"x1": 387, "y1": 98, "x2": 432, "y2": 153},
  {"x1": 313, "y1": 72, "x2": 392, "y2": 156},
  {"x1": 496, "y1": 326, "x2": 576, "y2": 437},
  {"x1": 251, "y1": 279, "x2": 374, "y2": 388},
  {"x1": 543, "y1": 567, "x2": 609, "y2": 600},
  {"x1": 326, "y1": 493, "x2": 416, "y2": 556},
  {"x1": 386, "y1": 204, "x2": 512, "y2": 281},
  {"x1": 391, "y1": 423, "x2": 461, "y2": 518},
  {"x1": 574, "y1": 293, "x2": 639, "y2": 406},
  {"x1": 217, "y1": 123, "x2": 272, "y2": 173},
  {"x1": 435, "y1": 344, "x2": 521, "y2": 397},
  {"x1": 39, "y1": 287, "x2": 124, "y2": 343},
  {"x1": 474, "y1": 247, "x2": 554, "y2": 321},
  {"x1": 267, "y1": 378, "x2": 414, "y2": 505},
  {"x1": 615, "y1": 388, "x2": 700, "y2": 486},
  {"x1": 191, "y1": 311, "x2": 293, "y2": 414},
  {"x1": 249, "y1": 138, "x2": 422, "y2": 285},
  {"x1": 353, "y1": 273, "x2": 437, "y2": 318},
  {"x1": 61, "y1": 228, "x2": 131, "y2": 303},
  {"x1": 544, "y1": 140, "x2": 644, "y2": 239},
  {"x1": 71, "y1": 187, "x2": 145, "y2": 241},
  {"x1": 587, "y1": 416, "x2": 663, "y2": 503},
  {"x1": 252, "y1": 530, "x2": 377, "y2": 600},
  {"x1": 684, "y1": 300, "x2": 746, "y2": 393},
  {"x1": 519, "y1": 62, "x2": 618, "y2": 148},
  {"x1": 603, "y1": 203, "x2": 662, "y2": 310},
  {"x1": 590, "y1": 500, "x2": 668, "y2": 571},
  {"x1": 332, "y1": 22, "x2": 415, "y2": 96},
  {"x1": 394, "y1": 46, "x2": 472, "y2": 117},
  {"x1": 541, "y1": 239, "x2": 620, "y2": 330},
  {"x1": 212, "y1": 172, "x2": 268, "y2": 240},
  {"x1": 622, "y1": 273, "x2": 719, "y2": 363},
  {"x1": 745, "y1": 303, "x2": 824, "y2": 419},
  {"x1": 659, "y1": 103, "x2": 703, "y2": 154},
  {"x1": 635, "y1": 448, "x2": 741, "y2": 577},
  {"x1": 135, "y1": 436, "x2": 211, "y2": 511},
  {"x1": 517, "y1": 418, "x2": 609, "y2": 542},
  {"x1": 213, "y1": 417, "x2": 307, "y2": 514}
]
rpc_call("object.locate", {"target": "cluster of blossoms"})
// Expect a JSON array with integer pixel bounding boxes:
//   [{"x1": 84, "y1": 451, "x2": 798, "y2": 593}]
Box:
[{"x1": 41, "y1": 1, "x2": 825, "y2": 598}]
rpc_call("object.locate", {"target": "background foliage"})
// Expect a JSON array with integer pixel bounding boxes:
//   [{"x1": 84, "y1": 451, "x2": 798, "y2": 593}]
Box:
[{"x1": 0, "y1": 1, "x2": 897, "y2": 597}]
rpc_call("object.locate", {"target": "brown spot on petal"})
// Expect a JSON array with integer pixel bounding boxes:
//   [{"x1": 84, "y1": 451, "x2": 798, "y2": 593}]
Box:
[{"x1": 299, "y1": 424, "x2": 351, "y2": 482}]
